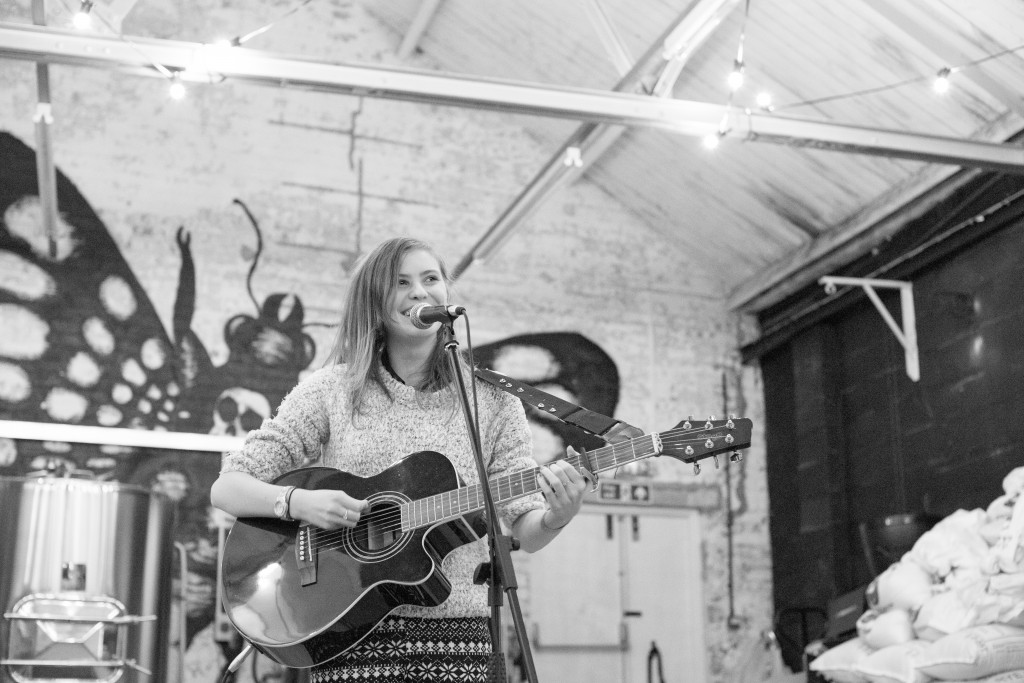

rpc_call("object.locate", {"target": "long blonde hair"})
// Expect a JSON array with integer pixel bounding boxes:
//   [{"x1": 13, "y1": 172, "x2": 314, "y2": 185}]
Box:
[{"x1": 327, "y1": 237, "x2": 458, "y2": 416}]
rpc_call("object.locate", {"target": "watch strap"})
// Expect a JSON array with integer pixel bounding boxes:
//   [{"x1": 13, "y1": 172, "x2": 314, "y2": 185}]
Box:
[{"x1": 284, "y1": 485, "x2": 297, "y2": 521}]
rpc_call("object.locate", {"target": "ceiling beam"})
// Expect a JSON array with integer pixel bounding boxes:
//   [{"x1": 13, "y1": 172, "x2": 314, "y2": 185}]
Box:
[
  {"x1": 454, "y1": 0, "x2": 742, "y2": 278},
  {"x1": 2, "y1": 22, "x2": 1024, "y2": 168},
  {"x1": 726, "y1": 165, "x2": 976, "y2": 312},
  {"x1": 584, "y1": 0, "x2": 635, "y2": 77},
  {"x1": 396, "y1": 0, "x2": 444, "y2": 60},
  {"x1": 728, "y1": 112, "x2": 1024, "y2": 313}
]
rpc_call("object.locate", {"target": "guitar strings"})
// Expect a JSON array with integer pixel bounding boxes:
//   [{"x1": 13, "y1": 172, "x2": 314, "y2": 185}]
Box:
[
  {"x1": 308, "y1": 428, "x2": 743, "y2": 550},
  {"x1": 303, "y1": 425, "x2": 746, "y2": 551},
  {"x1": 308, "y1": 427, "x2": 744, "y2": 548}
]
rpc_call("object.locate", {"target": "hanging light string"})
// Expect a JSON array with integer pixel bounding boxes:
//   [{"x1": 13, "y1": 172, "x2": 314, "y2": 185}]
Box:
[
  {"x1": 768, "y1": 40, "x2": 1024, "y2": 113},
  {"x1": 727, "y1": 0, "x2": 750, "y2": 93},
  {"x1": 60, "y1": 0, "x2": 319, "y2": 97},
  {"x1": 771, "y1": 74, "x2": 929, "y2": 112},
  {"x1": 703, "y1": 0, "x2": 751, "y2": 149}
]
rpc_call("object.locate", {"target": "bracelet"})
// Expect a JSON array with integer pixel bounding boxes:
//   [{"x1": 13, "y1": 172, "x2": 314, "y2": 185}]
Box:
[
  {"x1": 541, "y1": 511, "x2": 569, "y2": 531},
  {"x1": 284, "y1": 486, "x2": 297, "y2": 521}
]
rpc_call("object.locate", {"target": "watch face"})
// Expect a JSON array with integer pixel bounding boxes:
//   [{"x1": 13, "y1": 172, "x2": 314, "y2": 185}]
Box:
[{"x1": 273, "y1": 496, "x2": 286, "y2": 518}]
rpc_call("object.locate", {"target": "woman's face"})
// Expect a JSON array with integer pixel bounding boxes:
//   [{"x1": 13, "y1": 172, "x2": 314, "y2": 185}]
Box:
[{"x1": 383, "y1": 249, "x2": 449, "y2": 340}]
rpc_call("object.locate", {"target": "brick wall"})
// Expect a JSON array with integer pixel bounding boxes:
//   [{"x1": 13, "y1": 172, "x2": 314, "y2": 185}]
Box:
[{"x1": 0, "y1": 2, "x2": 771, "y2": 680}]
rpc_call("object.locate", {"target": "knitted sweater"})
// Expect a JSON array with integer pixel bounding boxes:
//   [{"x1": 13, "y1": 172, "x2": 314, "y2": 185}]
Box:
[{"x1": 222, "y1": 362, "x2": 544, "y2": 619}]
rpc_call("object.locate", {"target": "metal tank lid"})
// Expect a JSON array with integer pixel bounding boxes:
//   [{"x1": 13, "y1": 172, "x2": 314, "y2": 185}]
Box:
[{"x1": 0, "y1": 458, "x2": 154, "y2": 495}]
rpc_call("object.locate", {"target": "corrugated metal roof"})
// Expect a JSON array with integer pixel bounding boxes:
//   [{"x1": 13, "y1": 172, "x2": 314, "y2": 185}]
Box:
[{"x1": 370, "y1": 0, "x2": 1024, "y2": 311}]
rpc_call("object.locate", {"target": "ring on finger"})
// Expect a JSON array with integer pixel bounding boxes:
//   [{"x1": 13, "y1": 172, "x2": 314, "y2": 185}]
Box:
[{"x1": 343, "y1": 508, "x2": 349, "y2": 521}]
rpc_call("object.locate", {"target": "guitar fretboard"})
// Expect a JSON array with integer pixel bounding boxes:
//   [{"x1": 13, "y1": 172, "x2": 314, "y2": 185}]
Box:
[{"x1": 401, "y1": 434, "x2": 662, "y2": 530}]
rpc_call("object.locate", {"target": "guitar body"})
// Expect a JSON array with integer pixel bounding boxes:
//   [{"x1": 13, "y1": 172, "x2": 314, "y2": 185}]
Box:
[{"x1": 219, "y1": 451, "x2": 484, "y2": 668}]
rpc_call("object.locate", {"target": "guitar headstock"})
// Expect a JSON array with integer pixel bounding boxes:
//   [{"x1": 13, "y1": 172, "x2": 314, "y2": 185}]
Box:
[{"x1": 659, "y1": 417, "x2": 752, "y2": 467}]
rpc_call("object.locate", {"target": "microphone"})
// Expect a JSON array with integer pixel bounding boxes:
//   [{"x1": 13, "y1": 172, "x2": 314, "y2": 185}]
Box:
[{"x1": 409, "y1": 303, "x2": 466, "y2": 329}]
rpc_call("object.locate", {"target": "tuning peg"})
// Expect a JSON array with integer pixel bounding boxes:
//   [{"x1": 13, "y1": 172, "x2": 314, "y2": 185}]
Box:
[
  {"x1": 726, "y1": 415, "x2": 735, "y2": 429},
  {"x1": 705, "y1": 416, "x2": 714, "y2": 429},
  {"x1": 693, "y1": 462, "x2": 701, "y2": 475},
  {"x1": 684, "y1": 415, "x2": 693, "y2": 429},
  {"x1": 730, "y1": 451, "x2": 743, "y2": 462}
]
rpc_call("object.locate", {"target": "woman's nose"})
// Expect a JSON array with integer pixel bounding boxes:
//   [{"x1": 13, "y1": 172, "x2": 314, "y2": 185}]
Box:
[{"x1": 409, "y1": 282, "x2": 428, "y2": 298}]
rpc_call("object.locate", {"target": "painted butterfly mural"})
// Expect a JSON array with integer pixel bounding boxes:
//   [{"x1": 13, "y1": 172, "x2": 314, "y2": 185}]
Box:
[
  {"x1": 0, "y1": 131, "x2": 317, "y2": 657},
  {"x1": 0, "y1": 128, "x2": 630, "y2": 677}
]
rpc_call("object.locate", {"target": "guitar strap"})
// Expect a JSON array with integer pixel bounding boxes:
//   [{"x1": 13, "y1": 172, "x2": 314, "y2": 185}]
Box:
[{"x1": 473, "y1": 367, "x2": 644, "y2": 445}]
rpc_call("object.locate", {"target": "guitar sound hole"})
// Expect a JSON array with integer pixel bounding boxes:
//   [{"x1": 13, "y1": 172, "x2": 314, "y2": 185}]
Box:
[{"x1": 363, "y1": 501, "x2": 401, "y2": 551}]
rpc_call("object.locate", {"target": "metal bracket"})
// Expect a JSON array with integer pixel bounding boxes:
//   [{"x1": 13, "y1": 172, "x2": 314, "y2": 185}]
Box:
[{"x1": 819, "y1": 275, "x2": 920, "y2": 382}]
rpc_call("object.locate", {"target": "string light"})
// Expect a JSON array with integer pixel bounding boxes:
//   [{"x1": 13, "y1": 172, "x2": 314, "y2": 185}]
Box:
[
  {"x1": 702, "y1": 131, "x2": 722, "y2": 150},
  {"x1": 728, "y1": 0, "x2": 748, "y2": 93},
  {"x1": 702, "y1": 113, "x2": 731, "y2": 151},
  {"x1": 932, "y1": 67, "x2": 952, "y2": 95},
  {"x1": 770, "y1": 43, "x2": 1024, "y2": 112},
  {"x1": 727, "y1": 58, "x2": 745, "y2": 92},
  {"x1": 168, "y1": 73, "x2": 186, "y2": 100},
  {"x1": 704, "y1": 0, "x2": 749, "y2": 152},
  {"x1": 56, "y1": 0, "x2": 318, "y2": 103},
  {"x1": 696, "y1": 0, "x2": 1024, "y2": 115},
  {"x1": 72, "y1": 0, "x2": 93, "y2": 29},
  {"x1": 563, "y1": 146, "x2": 583, "y2": 168}
]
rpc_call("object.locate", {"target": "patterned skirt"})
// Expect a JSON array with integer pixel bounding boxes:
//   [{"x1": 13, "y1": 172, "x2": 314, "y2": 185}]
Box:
[{"x1": 310, "y1": 616, "x2": 494, "y2": 683}]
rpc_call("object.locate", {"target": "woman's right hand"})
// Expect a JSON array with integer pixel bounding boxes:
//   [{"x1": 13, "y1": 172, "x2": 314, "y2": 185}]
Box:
[{"x1": 289, "y1": 488, "x2": 368, "y2": 529}]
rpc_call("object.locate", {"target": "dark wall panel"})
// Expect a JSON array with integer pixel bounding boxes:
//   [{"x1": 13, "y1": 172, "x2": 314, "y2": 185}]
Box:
[{"x1": 762, "y1": 175, "x2": 1024, "y2": 662}]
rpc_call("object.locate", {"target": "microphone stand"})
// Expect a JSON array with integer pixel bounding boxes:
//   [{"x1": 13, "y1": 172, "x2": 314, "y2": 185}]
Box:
[{"x1": 440, "y1": 323, "x2": 540, "y2": 683}]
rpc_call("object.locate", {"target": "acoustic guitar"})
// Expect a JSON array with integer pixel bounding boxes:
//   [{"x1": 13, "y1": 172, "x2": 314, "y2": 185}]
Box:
[{"x1": 219, "y1": 416, "x2": 752, "y2": 667}]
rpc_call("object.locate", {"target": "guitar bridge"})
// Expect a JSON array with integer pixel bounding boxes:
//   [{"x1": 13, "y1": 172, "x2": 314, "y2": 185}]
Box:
[{"x1": 296, "y1": 525, "x2": 317, "y2": 586}]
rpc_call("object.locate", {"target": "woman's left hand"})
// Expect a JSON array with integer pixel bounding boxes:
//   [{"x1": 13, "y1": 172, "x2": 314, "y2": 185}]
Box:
[{"x1": 536, "y1": 447, "x2": 589, "y2": 529}]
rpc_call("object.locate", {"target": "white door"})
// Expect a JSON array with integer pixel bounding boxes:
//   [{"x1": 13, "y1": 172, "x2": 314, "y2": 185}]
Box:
[
  {"x1": 527, "y1": 511, "x2": 625, "y2": 683},
  {"x1": 621, "y1": 512, "x2": 707, "y2": 683},
  {"x1": 525, "y1": 508, "x2": 706, "y2": 683}
]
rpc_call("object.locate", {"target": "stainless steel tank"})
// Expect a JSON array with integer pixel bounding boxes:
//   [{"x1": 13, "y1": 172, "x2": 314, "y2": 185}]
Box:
[{"x1": 0, "y1": 468, "x2": 174, "y2": 683}]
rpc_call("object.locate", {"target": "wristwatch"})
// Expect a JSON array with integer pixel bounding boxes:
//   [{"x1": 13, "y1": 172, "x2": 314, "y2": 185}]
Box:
[{"x1": 274, "y1": 485, "x2": 297, "y2": 521}]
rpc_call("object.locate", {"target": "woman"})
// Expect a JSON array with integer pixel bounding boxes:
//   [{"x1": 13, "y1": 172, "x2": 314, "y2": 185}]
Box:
[{"x1": 210, "y1": 236, "x2": 587, "y2": 682}]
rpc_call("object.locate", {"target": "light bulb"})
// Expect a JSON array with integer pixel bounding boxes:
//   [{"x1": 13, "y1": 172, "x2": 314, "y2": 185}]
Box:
[
  {"x1": 755, "y1": 92, "x2": 773, "y2": 110},
  {"x1": 168, "y1": 78, "x2": 186, "y2": 100},
  {"x1": 727, "y1": 59, "x2": 745, "y2": 92},
  {"x1": 563, "y1": 146, "x2": 583, "y2": 168},
  {"x1": 702, "y1": 132, "x2": 721, "y2": 150},
  {"x1": 727, "y1": 70, "x2": 744, "y2": 92},
  {"x1": 933, "y1": 67, "x2": 951, "y2": 95},
  {"x1": 72, "y1": 0, "x2": 94, "y2": 29}
]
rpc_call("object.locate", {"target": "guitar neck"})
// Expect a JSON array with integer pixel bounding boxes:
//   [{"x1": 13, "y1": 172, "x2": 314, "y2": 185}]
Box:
[{"x1": 402, "y1": 434, "x2": 662, "y2": 530}]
